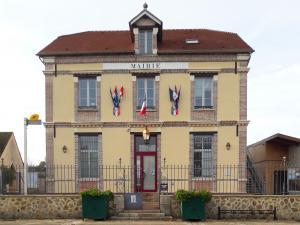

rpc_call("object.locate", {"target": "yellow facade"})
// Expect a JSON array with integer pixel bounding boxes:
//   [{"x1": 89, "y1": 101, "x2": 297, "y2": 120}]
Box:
[
  {"x1": 53, "y1": 75, "x2": 74, "y2": 122},
  {"x1": 47, "y1": 60, "x2": 246, "y2": 193},
  {"x1": 38, "y1": 6, "x2": 253, "y2": 196},
  {"x1": 102, "y1": 128, "x2": 131, "y2": 165},
  {"x1": 101, "y1": 74, "x2": 133, "y2": 122},
  {"x1": 159, "y1": 73, "x2": 191, "y2": 121},
  {"x1": 217, "y1": 73, "x2": 240, "y2": 121},
  {"x1": 161, "y1": 127, "x2": 190, "y2": 165},
  {"x1": 53, "y1": 127, "x2": 75, "y2": 165}
]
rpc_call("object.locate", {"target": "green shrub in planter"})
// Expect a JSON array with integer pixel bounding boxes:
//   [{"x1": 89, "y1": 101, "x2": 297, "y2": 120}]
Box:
[
  {"x1": 80, "y1": 188, "x2": 113, "y2": 220},
  {"x1": 175, "y1": 189, "x2": 212, "y2": 221}
]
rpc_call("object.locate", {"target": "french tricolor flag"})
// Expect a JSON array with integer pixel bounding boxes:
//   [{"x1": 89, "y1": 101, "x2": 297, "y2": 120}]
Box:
[
  {"x1": 139, "y1": 95, "x2": 147, "y2": 116},
  {"x1": 120, "y1": 85, "x2": 124, "y2": 98}
]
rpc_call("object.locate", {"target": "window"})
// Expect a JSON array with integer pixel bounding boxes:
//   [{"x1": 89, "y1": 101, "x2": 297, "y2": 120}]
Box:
[
  {"x1": 193, "y1": 134, "x2": 213, "y2": 177},
  {"x1": 79, "y1": 78, "x2": 97, "y2": 107},
  {"x1": 288, "y1": 168, "x2": 300, "y2": 193},
  {"x1": 185, "y1": 39, "x2": 199, "y2": 44},
  {"x1": 136, "y1": 77, "x2": 155, "y2": 109},
  {"x1": 139, "y1": 30, "x2": 153, "y2": 54},
  {"x1": 79, "y1": 135, "x2": 99, "y2": 178},
  {"x1": 194, "y1": 76, "x2": 213, "y2": 108}
]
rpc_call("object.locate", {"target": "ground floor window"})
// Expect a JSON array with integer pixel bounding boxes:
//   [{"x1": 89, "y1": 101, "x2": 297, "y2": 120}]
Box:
[
  {"x1": 193, "y1": 134, "x2": 213, "y2": 177},
  {"x1": 288, "y1": 168, "x2": 300, "y2": 193},
  {"x1": 78, "y1": 135, "x2": 99, "y2": 178}
]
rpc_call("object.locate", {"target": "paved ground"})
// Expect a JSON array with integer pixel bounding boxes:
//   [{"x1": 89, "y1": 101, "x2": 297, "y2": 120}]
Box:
[{"x1": 0, "y1": 220, "x2": 299, "y2": 225}]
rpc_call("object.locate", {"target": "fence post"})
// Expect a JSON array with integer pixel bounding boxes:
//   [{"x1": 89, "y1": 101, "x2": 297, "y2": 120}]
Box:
[
  {"x1": 123, "y1": 168, "x2": 125, "y2": 194},
  {"x1": 282, "y1": 156, "x2": 286, "y2": 195},
  {"x1": 0, "y1": 168, "x2": 2, "y2": 194}
]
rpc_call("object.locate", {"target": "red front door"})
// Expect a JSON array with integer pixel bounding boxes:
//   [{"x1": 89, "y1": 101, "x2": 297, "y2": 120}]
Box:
[{"x1": 134, "y1": 135, "x2": 157, "y2": 192}]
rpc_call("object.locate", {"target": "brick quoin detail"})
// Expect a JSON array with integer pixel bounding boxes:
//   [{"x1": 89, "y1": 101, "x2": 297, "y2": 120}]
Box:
[
  {"x1": 240, "y1": 72, "x2": 247, "y2": 121},
  {"x1": 45, "y1": 76, "x2": 53, "y2": 122},
  {"x1": 45, "y1": 128, "x2": 54, "y2": 193}
]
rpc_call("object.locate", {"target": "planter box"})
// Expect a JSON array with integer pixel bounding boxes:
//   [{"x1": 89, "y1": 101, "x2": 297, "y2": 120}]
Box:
[
  {"x1": 181, "y1": 197, "x2": 205, "y2": 220},
  {"x1": 82, "y1": 195, "x2": 108, "y2": 220}
]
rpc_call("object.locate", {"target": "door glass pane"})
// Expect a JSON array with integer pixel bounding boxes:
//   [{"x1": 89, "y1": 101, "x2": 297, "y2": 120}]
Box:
[
  {"x1": 135, "y1": 136, "x2": 156, "y2": 152},
  {"x1": 143, "y1": 156, "x2": 155, "y2": 190},
  {"x1": 136, "y1": 156, "x2": 141, "y2": 189}
]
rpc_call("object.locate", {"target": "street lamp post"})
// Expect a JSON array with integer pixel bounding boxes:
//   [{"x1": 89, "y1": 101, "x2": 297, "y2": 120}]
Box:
[
  {"x1": 23, "y1": 114, "x2": 42, "y2": 195},
  {"x1": 24, "y1": 118, "x2": 28, "y2": 195}
]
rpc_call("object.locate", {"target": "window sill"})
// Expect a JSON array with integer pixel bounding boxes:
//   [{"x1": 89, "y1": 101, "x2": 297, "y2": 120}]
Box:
[
  {"x1": 192, "y1": 177, "x2": 214, "y2": 181},
  {"x1": 136, "y1": 109, "x2": 157, "y2": 112},
  {"x1": 192, "y1": 107, "x2": 215, "y2": 112},
  {"x1": 79, "y1": 178, "x2": 101, "y2": 181},
  {"x1": 78, "y1": 107, "x2": 98, "y2": 112}
]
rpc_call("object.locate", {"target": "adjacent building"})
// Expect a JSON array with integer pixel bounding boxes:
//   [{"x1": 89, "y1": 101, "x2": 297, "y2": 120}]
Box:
[
  {"x1": 0, "y1": 132, "x2": 23, "y2": 193},
  {"x1": 248, "y1": 133, "x2": 300, "y2": 194},
  {"x1": 0, "y1": 132, "x2": 23, "y2": 168},
  {"x1": 37, "y1": 5, "x2": 253, "y2": 194}
]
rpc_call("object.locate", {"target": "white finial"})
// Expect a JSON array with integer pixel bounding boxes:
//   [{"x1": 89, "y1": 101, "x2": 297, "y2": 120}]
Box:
[{"x1": 143, "y1": 2, "x2": 148, "y2": 10}]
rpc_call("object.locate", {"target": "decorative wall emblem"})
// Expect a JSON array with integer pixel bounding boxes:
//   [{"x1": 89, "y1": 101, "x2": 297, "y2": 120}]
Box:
[
  {"x1": 110, "y1": 86, "x2": 124, "y2": 116},
  {"x1": 169, "y1": 86, "x2": 181, "y2": 115}
]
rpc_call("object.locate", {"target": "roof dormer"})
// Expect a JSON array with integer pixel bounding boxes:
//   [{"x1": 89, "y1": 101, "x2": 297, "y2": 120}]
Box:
[{"x1": 129, "y1": 3, "x2": 163, "y2": 55}]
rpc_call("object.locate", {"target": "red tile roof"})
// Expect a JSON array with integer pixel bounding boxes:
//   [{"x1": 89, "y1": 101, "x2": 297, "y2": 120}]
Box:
[{"x1": 37, "y1": 29, "x2": 253, "y2": 56}]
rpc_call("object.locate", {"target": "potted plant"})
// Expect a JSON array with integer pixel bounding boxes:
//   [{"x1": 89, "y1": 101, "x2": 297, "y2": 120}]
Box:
[
  {"x1": 80, "y1": 188, "x2": 113, "y2": 220},
  {"x1": 175, "y1": 189, "x2": 212, "y2": 221}
]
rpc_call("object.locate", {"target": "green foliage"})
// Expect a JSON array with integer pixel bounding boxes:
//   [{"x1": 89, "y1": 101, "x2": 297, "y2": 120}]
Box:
[
  {"x1": 80, "y1": 188, "x2": 113, "y2": 200},
  {"x1": 175, "y1": 189, "x2": 212, "y2": 203}
]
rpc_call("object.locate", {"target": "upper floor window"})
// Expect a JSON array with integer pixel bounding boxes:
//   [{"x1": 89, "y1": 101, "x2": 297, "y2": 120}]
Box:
[
  {"x1": 194, "y1": 76, "x2": 213, "y2": 108},
  {"x1": 193, "y1": 134, "x2": 213, "y2": 177},
  {"x1": 139, "y1": 30, "x2": 153, "y2": 55},
  {"x1": 79, "y1": 135, "x2": 99, "y2": 178},
  {"x1": 79, "y1": 77, "x2": 97, "y2": 108},
  {"x1": 136, "y1": 77, "x2": 155, "y2": 109}
]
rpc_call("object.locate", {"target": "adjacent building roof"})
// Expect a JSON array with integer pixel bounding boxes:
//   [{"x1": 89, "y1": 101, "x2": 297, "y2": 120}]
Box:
[
  {"x1": 37, "y1": 29, "x2": 254, "y2": 56},
  {"x1": 248, "y1": 133, "x2": 300, "y2": 148},
  {"x1": 0, "y1": 132, "x2": 12, "y2": 157}
]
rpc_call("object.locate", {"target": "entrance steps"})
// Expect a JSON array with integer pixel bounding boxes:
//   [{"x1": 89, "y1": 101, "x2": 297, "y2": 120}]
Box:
[
  {"x1": 111, "y1": 210, "x2": 173, "y2": 221},
  {"x1": 142, "y1": 193, "x2": 160, "y2": 210},
  {"x1": 112, "y1": 193, "x2": 173, "y2": 220}
]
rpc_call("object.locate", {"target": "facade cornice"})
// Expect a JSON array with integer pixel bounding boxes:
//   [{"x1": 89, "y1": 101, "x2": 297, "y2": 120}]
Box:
[
  {"x1": 43, "y1": 120, "x2": 249, "y2": 128},
  {"x1": 43, "y1": 68, "x2": 249, "y2": 76},
  {"x1": 50, "y1": 54, "x2": 241, "y2": 64}
]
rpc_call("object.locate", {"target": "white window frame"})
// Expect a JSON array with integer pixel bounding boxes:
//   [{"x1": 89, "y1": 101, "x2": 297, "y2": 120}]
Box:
[
  {"x1": 78, "y1": 78, "x2": 97, "y2": 108},
  {"x1": 193, "y1": 134, "x2": 213, "y2": 178},
  {"x1": 194, "y1": 76, "x2": 213, "y2": 108},
  {"x1": 139, "y1": 30, "x2": 153, "y2": 55},
  {"x1": 79, "y1": 135, "x2": 99, "y2": 178},
  {"x1": 136, "y1": 77, "x2": 155, "y2": 109}
]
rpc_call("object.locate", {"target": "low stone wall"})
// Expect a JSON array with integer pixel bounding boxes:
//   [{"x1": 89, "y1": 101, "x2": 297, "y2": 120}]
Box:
[
  {"x1": 1, "y1": 194, "x2": 300, "y2": 220},
  {"x1": 0, "y1": 195, "x2": 123, "y2": 220},
  {"x1": 0, "y1": 195, "x2": 82, "y2": 219},
  {"x1": 161, "y1": 194, "x2": 300, "y2": 220}
]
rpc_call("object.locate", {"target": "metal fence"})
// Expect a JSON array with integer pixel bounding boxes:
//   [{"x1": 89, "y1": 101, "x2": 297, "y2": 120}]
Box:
[{"x1": 0, "y1": 162, "x2": 299, "y2": 195}]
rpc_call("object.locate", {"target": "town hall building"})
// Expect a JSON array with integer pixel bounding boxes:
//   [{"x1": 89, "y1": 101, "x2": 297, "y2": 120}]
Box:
[{"x1": 37, "y1": 4, "x2": 254, "y2": 195}]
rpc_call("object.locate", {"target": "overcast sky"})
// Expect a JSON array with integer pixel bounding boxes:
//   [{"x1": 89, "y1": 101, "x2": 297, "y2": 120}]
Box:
[{"x1": 0, "y1": 0, "x2": 299, "y2": 164}]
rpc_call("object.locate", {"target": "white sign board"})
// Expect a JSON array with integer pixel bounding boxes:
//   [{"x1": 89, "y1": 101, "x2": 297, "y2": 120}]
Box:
[
  {"x1": 103, "y1": 62, "x2": 188, "y2": 70},
  {"x1": 131, "y1": 195, "x2": 137, "y2": 203}
]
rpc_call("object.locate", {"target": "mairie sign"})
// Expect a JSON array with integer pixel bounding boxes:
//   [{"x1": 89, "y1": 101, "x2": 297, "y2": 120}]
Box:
[{"x1": 102, "y1": 62, "x2": 188, "y2": 70}]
